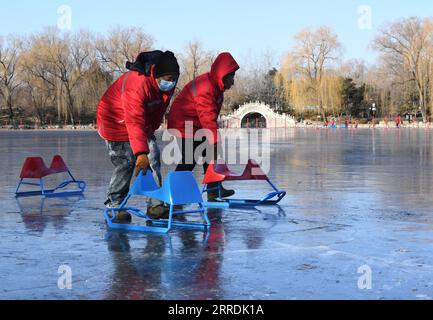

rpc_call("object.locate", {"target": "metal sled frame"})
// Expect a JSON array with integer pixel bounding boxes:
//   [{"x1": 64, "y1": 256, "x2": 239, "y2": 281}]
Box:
[
  {"x1": 15, "y1": 194, "x2": 85, "y2": 215},
  {"x1": 202, "y1": 160, "x2": 286, "y2": 208},
  {"x1": 104, "y1": 171, "x2": 211, "y2": 234},
  {"x1": 15, "y1": 156, "x2": 86, "y2": 198}
]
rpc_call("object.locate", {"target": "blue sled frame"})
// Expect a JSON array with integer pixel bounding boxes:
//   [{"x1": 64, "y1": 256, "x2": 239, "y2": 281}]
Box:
[
  {"x1": 103, "y1": 171, "x2": 211, "y2": 234},
  {"x1": 202, "y1": 179, "x2": 286, "y2": 209},
  {"x1": 15, "y1": 171, "x2": 86, "y2": 198}
]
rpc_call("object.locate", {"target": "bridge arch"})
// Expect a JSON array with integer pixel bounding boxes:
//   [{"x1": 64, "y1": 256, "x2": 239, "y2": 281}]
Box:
[
  {"x1": 241, "y1": 112, "x2": 267, "y2": 128},
  {"x1": 220, "y1": 102, "x2": 295, "y2": 129}
]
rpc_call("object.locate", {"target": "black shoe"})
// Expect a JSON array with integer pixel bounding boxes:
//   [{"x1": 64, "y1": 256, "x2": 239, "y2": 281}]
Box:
[
  {"x1": 147, "y1": 205, "x2": 170, "y2": 220},
  {"x1": 221, "y1": 187, "x2": 235, "y2": 198},
  {"x1": 207, "y1": 183, "x2": 235, "y2": 201},
  {"x1": 106, "y1": 210, "x2": 132, "y2": 224}
]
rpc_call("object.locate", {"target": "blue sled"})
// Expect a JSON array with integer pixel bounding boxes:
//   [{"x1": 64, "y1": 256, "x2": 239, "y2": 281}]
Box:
[{"x1": 104, "y1": 171, "x2": 211, "y2": 234}]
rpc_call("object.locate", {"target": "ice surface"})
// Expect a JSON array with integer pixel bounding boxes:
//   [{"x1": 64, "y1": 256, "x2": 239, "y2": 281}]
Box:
[{"x1": 1, "y1": 128, "x2": 433, "y2": 300}]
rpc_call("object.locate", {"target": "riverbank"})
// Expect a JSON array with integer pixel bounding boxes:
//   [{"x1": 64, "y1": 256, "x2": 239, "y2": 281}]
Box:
[
  {"x1": 0, "y1": 125, "x2": 97, "y2": 131},
  {"x1": 0, "y1": 122, "x2": 432, "y2": 131},
  {"x1": 298, "y1": 124, "x2": 431, "y2": 129}
]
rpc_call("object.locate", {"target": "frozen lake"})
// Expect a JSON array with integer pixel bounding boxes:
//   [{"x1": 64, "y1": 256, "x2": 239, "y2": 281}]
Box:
[{"x1": 1, "y1": 128, "x2": 433, "y2": 300}]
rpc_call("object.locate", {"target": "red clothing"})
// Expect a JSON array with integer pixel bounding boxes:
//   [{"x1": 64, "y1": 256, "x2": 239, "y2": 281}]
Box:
[
  {"x1": 168, "y1": 53, "x2": 240, "y2": 144},
  {"x1": 97, "y1": 66, "x2": 173, "y2": 155}
]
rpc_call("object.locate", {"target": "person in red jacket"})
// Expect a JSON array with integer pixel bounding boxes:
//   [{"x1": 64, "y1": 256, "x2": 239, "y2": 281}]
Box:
[
  {"x1": 97, "y1": 51, "x2": 180, "y2": 222},
  {"x1": 395, "y1": 115, "x2": 402, "y2": 128},
  {"x1": 168, "y1": 52, "x2": 240, "y2": 201}
]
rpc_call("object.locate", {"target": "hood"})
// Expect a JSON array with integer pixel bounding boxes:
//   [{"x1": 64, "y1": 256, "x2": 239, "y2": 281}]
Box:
[
  {"x1": 210, "y1": 52, "x2": 240, "y2": 91},
  {"x1": 126, "y1": 50, "x2": 163, "y2": 76}
]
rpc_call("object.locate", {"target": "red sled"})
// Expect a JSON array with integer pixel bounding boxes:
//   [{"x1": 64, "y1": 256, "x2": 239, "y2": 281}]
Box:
[
  {"x1": 15, "y1": 155, "x2": 86, "y2": 198},
  {"x1": 202, "y1": 159, "x2": 286, "y2": 208}
]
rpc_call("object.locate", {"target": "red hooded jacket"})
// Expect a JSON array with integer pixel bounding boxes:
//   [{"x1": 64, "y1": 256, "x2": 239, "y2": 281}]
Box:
[
  {"x1": 168, "y1": 53, "x2": 240, "y2": 144},
  {"x1": 97, "y1": 66, "x2": 173, "y2": 155}
]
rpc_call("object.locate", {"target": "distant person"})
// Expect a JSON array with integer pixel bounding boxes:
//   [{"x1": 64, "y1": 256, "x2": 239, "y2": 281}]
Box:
[
  {"x1": 168, "y1": 52, "x2": 240, "y2": 201},
  {"x1": 97, "y1": 51, "x2": 180, "y2": 222},
  {"x1": 395, "y1": 115, "x2": 402, "y2": 128}
]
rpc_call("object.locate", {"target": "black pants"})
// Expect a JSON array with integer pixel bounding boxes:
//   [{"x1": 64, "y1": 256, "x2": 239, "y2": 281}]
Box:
[{"x1": 175, "y1": 138, "x2": 212, "y2": 174}]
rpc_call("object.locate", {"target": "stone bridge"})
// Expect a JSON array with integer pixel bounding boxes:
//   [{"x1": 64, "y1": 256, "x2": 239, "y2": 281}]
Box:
[{"x1": 219, "y1": 102, "x2": 296, "y2": 128}]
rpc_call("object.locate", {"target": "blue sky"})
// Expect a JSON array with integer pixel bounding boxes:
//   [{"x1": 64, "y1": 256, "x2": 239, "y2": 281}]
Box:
[{"x1": 1, "y1": 0, "x2": 432, "y2": 66}]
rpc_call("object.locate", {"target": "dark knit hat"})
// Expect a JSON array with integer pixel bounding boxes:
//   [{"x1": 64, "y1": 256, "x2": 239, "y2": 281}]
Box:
[{"x1": 154, "y1": 51, "x2": 180, "y2": 78}]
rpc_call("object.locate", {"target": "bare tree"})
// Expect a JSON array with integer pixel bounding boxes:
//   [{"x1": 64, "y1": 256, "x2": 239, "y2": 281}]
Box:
[
  {"x1": 23, "y1": 28, "x2": 94, "y2": 125},
  {"x1": 19, "y1": 63, "x2": 55, "y2": 125},
  {"x1": 20, "y1": 35, "x2": 58, "y2": 123},
  {"x1": 373, "y1": 17, "x2": 433, "y2": 122},
  {"x1": 96, "y1": 26, "x2": 154, "y2": 76},
  {"x1": 179, "y1": 40, "x2": 215, "y2": 83},
  {"x1": 340, "y1": 59, "x2": 367, "y2": 85},
  {"x1": 281, "y1": 26, "x2": 342, "y2": 117},
  {"x1": 0, "y1": 36, "x2": 23, "y2": 125}
]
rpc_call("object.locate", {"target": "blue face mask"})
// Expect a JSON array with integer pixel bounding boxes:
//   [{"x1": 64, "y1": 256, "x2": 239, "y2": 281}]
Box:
[{"x1": 158, "y1": 80, "x2": 177, "y2": 92}]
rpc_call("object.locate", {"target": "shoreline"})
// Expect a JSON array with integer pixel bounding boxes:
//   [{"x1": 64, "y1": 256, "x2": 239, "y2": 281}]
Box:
[{"x1": 0, "y1": 123, "x2": 432, "y2": 132}]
